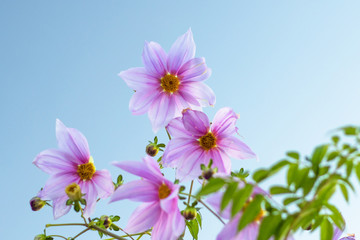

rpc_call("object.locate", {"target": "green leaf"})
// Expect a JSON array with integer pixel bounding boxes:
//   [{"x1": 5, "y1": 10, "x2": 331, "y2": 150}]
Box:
[
  {"x1": 346, "y1": 160, "x2": 354, "y2": 177},
  {"x1": 270, "y1": 160, "x2": 290, "y2": 174},
  {"x1": 286, "y1": 151, "x2": 300, "y2": 160},
  {"x1": 157, "y1": 143, "x2": 165, "y2": 148},
  {"x1": 258, "y1": 214, "x2": 282, "y2": 240},
  {"x1": 287, "y1": 163, "x2": 298, "y2": 186},
  {"x1": 283, "y1": 197, "x2": 300, "y2": 206},
  {"x1": 312, "y1": 144, "x2": 329, "y2": 167},
  {"x1": 327, "y1": 151, "x2": 339, "y2": 161},
  {"x1": 196, "y1": 178, "x2": 226, "y2": 196},
  {"x1": 326, "y1": 203, "x2": 345, "y2": 230},
  {"x1": 339, "y1": 184, "x2": 349, "y2": 202},
  {"x1": 332, "y1": 136, "x2": 340, "y2": 145},
  {"x1": 270, "y1": 186, "x2": 292, "y2": 195},
  {"x1": 186, "y1": 219, "x2": 199, "y2": 240},
  {"x1": 231, "y1": 184, "x2": 254, "y2": 217},
  {"x1": 341, "y1": 126, "x2": 359, "y2": 136},
  {"x1": 320, "y1": 218, "x2": 333, "y2": 240},
  {"x1": 98, "y1": 231, "x2": 103, "y2": 238},
  {"x1": 111, "y1": 224, "x2": 119, "y2": 231},
  {"x1": 196, "y1": 211, "x2": 202, "y2": 229},
  {"x1": 221, "y1": 181, "x2": 238, "y2": 211},
  {"x1": 276, "y1": 216, "x2": 294, "y2": 240},
  {"x1": 253, "y1": 169, "x2": 269, "y2": 183},
  {"x1": 74, "y1": 202, "x2": 80, "y2": 212},
  {"x1": 111, "y1": 216, "x2": 120, "y2": 222},
  {"x1": 295, "y1": 167, "x2": 310, "y2": 190},
  {"x1": 237, "y1": 194, "x2": 264, "y2": 231},
  {"x1": 66, "y1": 199, "x2": 73, "y2": 206},
  {"x1": 356, "y1": 162, "x2": 360, "y2": 183},
  {"x1": 302, "y1": 177, "x2": 316, "y2": 196}
]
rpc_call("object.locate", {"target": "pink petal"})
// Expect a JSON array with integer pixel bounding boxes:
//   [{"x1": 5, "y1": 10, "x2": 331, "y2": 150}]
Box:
[
  {"x1": 33, "y1": 149, "x2": 77, "y2": 174},
  {"x1": 210, "y1": 148, "x2": 231, "y2": 175},
  {"x1": 109, "y1": 179, "x2": 159, "y2": 203},
  {"x1": 148, "y1": 93, "x2": 176, "y2": 132},
  {"x1": 206, "y1": 191, "x2": 231, "y2": 220},
  {"x1": 181, "y1": 81, "x2": 216, "y2": 107},
  {"x1": 178, "y1": 57, "x2": 208, "y2": 81},
  {"x1": 152, "y1": 211, "x2": 182, "y2": 240},
  {"x1": 216, "y1": 214, "x2": 241, "y2": 240},
  {"x1": 217, "y1": 136, "x2": 256, "y2": 160},
  {"x1": 125, "y1": 202, "x2": 161, "y2": 234},
  {"x1": 39, "y1": 172, "x2": 79, "y2": 200},
  {"x1": 182, "y1": 109, "x2": 210, "y2": 137},
  {"x1": 142, "y1": 156, "x2": 164, "y2": 178},
  {"x1": 176, "y1": 148, "x2": 208, "y2": 182},
  {"x1": 234, "y1": 222, "x2": 259, "y2": 240},
  {"x1": 52, "y1": 195, "x2": 71, "y2": 220},
  {"x1": 162, "y1": 138, "x2": 199, "y2": 168},
  {"x1": 160, "y1": 184, "x2": 180, "y2": 213},
  {"x1": 178, "y1": 89, "x2": 201, "y2": 107},
  {"x1": 166, "y1": 117, "x2": 192, "y2": 138},
  {"x1": 129, "y1": 89, "x2": 161, "y2": 115},
  {"x1": 119, "y1": 67, "x2": 159, "y2": 91},
  {"x1": 173, "y1": 93, "x2": 202, "y2": 118},
  {"x1": 142, "y1": 41, "x2": 167, "y2": 79},
  {"x1": 80, "y1": 180, "x2": 98, "y2": 218},
  {"x1": 56, "y1": 119, "x2": 90, "y2": 164},
  {"x1": 92, "y1": 169, "x2": 114, "y2": 199},
  {"x1": 167, "y1": 29, "x2": 196, "y2": 75},
  {"x1": 211, "y1": 107, "x2": 239, "y2": 138},
  {"x1": 171, "y1": 208, "x2": 186, "y2": 238},
  {"x1": 112, "y1": 160, "x2": 163, "y2": 184}
]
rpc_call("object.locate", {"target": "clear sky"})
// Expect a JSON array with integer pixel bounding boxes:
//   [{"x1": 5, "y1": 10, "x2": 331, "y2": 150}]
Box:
[{"x1": 1, "y1": 0, "x2": 360, "y2": 239}]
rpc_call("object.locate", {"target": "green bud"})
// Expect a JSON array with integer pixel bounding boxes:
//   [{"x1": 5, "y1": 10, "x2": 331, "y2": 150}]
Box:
[
  {"x1": 30, "y1": 197, "x2": 46, "y2": 211},
  {"x1": 182, "y1": 207, "x2": 197, "y2": 220},
  {"x1": 101, "y1": 215, "x2": 112, "y2": 228},
  {"x1": 146, "y1": 144, "x2": 159, "y2": 157},
  {"x1": 202, "y1": 168, "x2": 215, "y2": 180}
]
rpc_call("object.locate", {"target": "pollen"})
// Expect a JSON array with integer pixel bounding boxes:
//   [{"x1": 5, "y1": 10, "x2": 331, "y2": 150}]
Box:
[
  {"x1": 158, "y1": 183, "x2": 171, "y2": 199},
  {"x1": 77, "y1": 160, "x2": 96, "y2": 181},
  {"x1": 199, "y1": 132, "x2": 217, "y2": 150},
  {"x1": 160, "y1": 73, "x2": 180, "y2": 93}
]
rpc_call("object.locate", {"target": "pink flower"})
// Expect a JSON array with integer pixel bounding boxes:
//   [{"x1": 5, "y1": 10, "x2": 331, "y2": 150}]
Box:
[
  {"x1": 109, "y1": 156, "x2": 185, "y2": 240},
  {"x1": 162, "y1": 107, "x2": 256, "y2": 181},
  {"x1": 33, "y1": 119, "x2": 114, "y2": 219},
  {"x1": 119, "y1": 29, "x2": 215, "y2": 132}
]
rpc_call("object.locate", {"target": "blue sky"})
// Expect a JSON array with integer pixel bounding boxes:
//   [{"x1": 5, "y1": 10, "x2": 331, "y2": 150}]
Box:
[{"x1": 1, "y1": 1, "x2": 360, "y2": 239}]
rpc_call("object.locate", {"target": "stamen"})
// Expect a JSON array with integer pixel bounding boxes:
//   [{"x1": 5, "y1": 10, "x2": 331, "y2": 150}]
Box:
[
  {"x1": 199, "y1": 132, "x2": 217, "y2": 150},
  {"x1": 77, "y1": 160, "x2": 96, "y2": 181},
  {"x1": 158, "y1": 183, "x2": 171, "y2": 199},
  {"x1": 160, "y1": 73, "x2": 180, "y2": 93}
]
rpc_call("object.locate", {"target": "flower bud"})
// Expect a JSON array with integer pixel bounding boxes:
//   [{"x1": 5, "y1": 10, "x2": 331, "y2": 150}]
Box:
[
  {"x1": 65, "y1": 183, "x2": 82, "y2": 201},
  {"x1": 182, "y1": 207, "x2": 197, "y2": 220},
  {"x1": 101, "y1": 215, "x2": 112, "y2": 228},
  {"x1": 30, "y1": 197, "x2": 46, "y2": 211},
  {"x1": 146, "y1": 144, "x2": 159, "y2": 157},
  {"x1": 34, "y1": 234, "x2": 46, "y2": 240},
  {"x1": 202, "y1": 169, "x2": 214, "y2": 180}
]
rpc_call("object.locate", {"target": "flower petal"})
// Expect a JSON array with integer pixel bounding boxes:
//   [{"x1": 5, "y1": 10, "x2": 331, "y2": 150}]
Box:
[
  {"x1": 33, "y1": 149, "x2": 77, "y2": 174},
  {"x1": 210, "y1": 148, "x2": 231, "y2": 175},
  {"x1": 92, "y1": 169, "x2": 114, "y2": 199},
  {"x1": 129, "y1": 90, "x2": 161, "y2": 115},
  {"x1": 142, "y1": 41, "x2": 167, "y2": 79},
  {"x1": 234, "y1": 222, "x2": 259, "y2": 240},
  {"x1": 80, "y1": 180, "x2": 98, "y2": 218},
  {"x1": 217, "y1": 136, "x2": 256, "y2": 160},
  {"x1": 166, "y1": 117, "x2": 192, "y2": 138},
  {"x1": 112, "y1": 160, "x2": 163, "y2": 183},
  {"x1": 216, "y1": 214, "x2": 240, "y2": 240},
  {"x1": 39, "y1": 172, "x2": 79, "y2": 200},
  {"x1": 211, "y1": 107, "x2": 239, "y2": 138},
  {"x1": 52, "y1": 195, "x2": 71, "y2": 220},
  {"x1": 178, "y1": 57, "x2": 208, "y2": 81},
  {"x1": 167, "y1": 29, "x2": 196, "y2": 75},
  {"x1": 181, "y1": 81, "x2": 216, "y2": 107},
  {"x1": 176, "y1": 148, "x2": 208, "y2": 182},
  {"x1": 148, "y1": 93, "x2": 176, "y2": 132},
  {"x1": 142, "y1": 156, "x2": 164, "y2": 178},
  {"x1": 109, "y1": 179, "x2": 159, "y2": 203},
  {"x1": 119, "y1": 67, "x2": 159, "y2": 91},
  {"x1": 206, "y1": 191, "x2": 231, "y2": 219},
  {"x1": 182, "y1": 109, "x2": 210, "y2": 137},
  {"x1": 162, "y1": 137, "x2": 199, "y2": 168},
  {"x1": 125, "y1": 202, "x2": 161, "y2": 234},
  {"x1": 160, "y1": 184, "x2": 180, "y2": 213},
  {"x1": 173, "y1": 93, "x2": 202, "y2": 117},
  {"x1": 152, "y1": 211, "x2": 183, "y2": 240},
  {"x1": 56, "y1": 119, "x2": 90, "y2": 164}
]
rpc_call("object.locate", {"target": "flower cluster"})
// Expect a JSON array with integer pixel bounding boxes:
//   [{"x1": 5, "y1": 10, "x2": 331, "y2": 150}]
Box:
[{"x1": 30, "y1": 29, "x2": 357, "y2": 240}]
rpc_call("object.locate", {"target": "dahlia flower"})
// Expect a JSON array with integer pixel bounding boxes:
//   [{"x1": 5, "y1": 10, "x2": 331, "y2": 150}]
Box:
[
  {"x1": 119, "y1": 29, "x2": 215, "y2": 132},
  {"x1": 33, "y1": 119, "x2": 114, "y2": 219},
  {"x1": 162, "y1": 107, "x2": 256, "y2": 181},
  {"x1": 109, "y1": 156, "x2": 185, "y2": 240}
]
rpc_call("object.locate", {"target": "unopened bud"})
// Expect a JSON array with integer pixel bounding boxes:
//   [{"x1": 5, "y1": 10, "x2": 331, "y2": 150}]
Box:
[
  {"x1": 65, "y1": 183, "x2": 82, "y2": 201},
  {"x1": 146, "y1": 144, "x2": 159, "y2": 157},
  {"x1": 30, "y1": 197, "x2": 46, "y2": 211},
  {"x1": 101, "y1": 215, "x2": 112, "y2": 228},
  {"x1": 202, "y1": 169, "x2": 214, "y2": 180},
  {"x1": 34, "y1": 234, "x2": 46, "y2": 240},
  {"x1": 183, "y1": 207, "x2": 197, "y2": 220}
]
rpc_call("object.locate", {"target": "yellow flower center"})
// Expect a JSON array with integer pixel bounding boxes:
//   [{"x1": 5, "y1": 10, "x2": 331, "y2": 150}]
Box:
[
  {"x1": 77, "y1": 157, "x2": 96, "y2": 181},
  {"x1": 158, "y1": 183, "x2": 171, "y2": 199},
  {"x1": 199, "y1": 132, "x2": 217, "y2": 150},
  {"x1": 161, "y1": 73, "x2": 180, "y2": 93}
]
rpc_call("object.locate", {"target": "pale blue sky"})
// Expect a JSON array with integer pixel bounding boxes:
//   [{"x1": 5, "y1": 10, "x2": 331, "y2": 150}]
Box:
[{"x1": 1, "y1": 1, "x2": 360, "y2": 239}]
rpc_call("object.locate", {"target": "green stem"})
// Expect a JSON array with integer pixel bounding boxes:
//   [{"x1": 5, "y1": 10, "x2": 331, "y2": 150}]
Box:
[
  {"x1": 48, "y1": 235, "x2": 67, "y2": 240},
  {"x1": 46, "y1": 223, "x2": 87, "y2": 228},
  {"x1": 72, "y1": 227, "x2": 91, "y2": 239},
  {"x1": 187, "y1": 180, "x2": 194, "y2": 206},
  {"x1": 165, "y1": 128, "x2": 172, "y2": 140},
  {"x1": 90, "y1": 225, "x2": 127, "y2": 240},
  {"x1": 116, "y1": 225, "x2": 135, "y2": 240}
]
